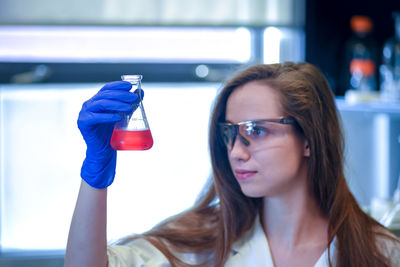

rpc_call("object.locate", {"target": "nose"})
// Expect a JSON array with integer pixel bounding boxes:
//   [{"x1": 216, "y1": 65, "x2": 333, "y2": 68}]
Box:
[{"x1": 229, "y1": 135, "x2": 251, "y2": 161}]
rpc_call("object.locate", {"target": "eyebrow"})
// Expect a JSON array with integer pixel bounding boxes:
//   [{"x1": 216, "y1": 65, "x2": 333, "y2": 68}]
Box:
[
  {"x1": 224, "y1": 117, "x2": 288, "y2": 124},
  {"x1": 221, "y1": 118, "x2": 297, "y2": 130}
]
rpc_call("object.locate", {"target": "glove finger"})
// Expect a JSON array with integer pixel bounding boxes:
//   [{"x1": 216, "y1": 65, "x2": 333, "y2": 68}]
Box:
[
  {"x1": 84, "y1": 99, "x2": 135, "y2": 114},
  {"x1": 79, "y1": 112, "x2": 123, "y2": 127},
  {"x1": 100, "y1": 81, "x2": 132, "y2": 92},
  {"x1": 92, "y1": 90, "x2": 139, "y2": 104},
  {"x1": 133, "y1": 89, "x2": 145, "y2": 99}
]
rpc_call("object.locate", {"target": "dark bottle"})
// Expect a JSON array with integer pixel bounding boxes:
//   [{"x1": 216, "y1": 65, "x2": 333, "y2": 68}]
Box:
[
  {"x1": 380, "y1": 12, "x2": 400, "y2": 102},
  {"x1": 344, "y1": 16, "x2": 378, "y2": 92}
]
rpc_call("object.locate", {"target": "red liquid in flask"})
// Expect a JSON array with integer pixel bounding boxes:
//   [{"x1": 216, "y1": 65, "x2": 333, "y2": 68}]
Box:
[{"x1": 110, "y1": 129, "x2": 153, "y2": 150}]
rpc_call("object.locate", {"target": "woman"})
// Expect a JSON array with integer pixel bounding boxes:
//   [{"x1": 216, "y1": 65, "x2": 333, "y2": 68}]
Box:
[{"x1": 65, "y1": 62, "x2": 400, "y2": 267}]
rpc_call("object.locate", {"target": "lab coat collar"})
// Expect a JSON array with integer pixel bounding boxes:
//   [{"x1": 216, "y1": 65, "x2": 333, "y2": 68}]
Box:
[
  {"x1": 225, "y1": 217, "x2": 274, "y2": 267},
  {"x1": 225, "y1": 217, "x2": 336, "y2": 267}
]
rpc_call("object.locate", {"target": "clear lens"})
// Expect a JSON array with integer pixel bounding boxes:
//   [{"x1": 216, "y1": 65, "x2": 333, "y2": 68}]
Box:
[{"x1": 219, "y1": 118, "x2": 293, "y2": 151}]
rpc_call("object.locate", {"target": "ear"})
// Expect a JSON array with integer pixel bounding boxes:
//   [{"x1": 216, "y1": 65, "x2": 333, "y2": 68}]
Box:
[{"x1": 303, "y1": 139, "x2": 310, "y2": 157}]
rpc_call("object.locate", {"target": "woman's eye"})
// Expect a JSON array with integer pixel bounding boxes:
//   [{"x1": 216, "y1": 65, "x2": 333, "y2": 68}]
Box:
[{"x1": 251, "y1": 127, "x2": 267, "y2": 136}]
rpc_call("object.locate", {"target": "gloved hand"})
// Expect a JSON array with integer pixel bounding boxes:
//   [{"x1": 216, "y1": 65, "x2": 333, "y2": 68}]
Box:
[{"x1": 77, "y1": 81, "x2": 142, "y2": 189}]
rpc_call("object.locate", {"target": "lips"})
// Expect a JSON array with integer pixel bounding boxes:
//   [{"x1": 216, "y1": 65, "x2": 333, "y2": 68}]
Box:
[{"x1": 234, "y1": 169, "x2": 257, "y2": 180}]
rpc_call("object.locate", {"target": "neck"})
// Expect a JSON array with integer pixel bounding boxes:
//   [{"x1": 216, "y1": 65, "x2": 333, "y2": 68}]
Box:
[{"x1": 261, "y1": 185, "x2": 328, "y2": 250}]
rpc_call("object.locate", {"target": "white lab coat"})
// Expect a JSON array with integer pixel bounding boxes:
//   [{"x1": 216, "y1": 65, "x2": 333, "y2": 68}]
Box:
[{"x1": 107, "y1": 218, "x2": 399, "y2": 267}]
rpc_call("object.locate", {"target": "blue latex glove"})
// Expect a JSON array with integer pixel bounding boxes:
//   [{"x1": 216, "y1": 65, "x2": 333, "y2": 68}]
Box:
[{"x1": 77, "y1": 81, "x2": 142, "y2": 188}]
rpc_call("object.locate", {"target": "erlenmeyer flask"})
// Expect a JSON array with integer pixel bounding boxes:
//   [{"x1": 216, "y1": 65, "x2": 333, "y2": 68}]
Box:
[{"x1": 110, "y1": 75, "x2": 153, "y2": 150}]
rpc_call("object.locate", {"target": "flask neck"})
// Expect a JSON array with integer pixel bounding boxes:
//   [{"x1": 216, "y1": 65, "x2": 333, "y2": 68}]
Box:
[{"x1": 121, "y1": 75, "x2": 143, "y2": 88}]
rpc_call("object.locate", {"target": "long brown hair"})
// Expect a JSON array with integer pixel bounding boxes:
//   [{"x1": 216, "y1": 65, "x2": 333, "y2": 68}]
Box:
[{"x1": 120, "y1": 62, "x2": 398, "y2": 266}]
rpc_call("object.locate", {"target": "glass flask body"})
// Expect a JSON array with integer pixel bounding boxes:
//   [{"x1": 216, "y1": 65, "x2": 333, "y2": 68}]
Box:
[
  {"x1": 110, "y1": 75, "x2": 153, "y2": 150},
  {"x1": 344, "y1": 16, "x2": 378, "y2": 92}
]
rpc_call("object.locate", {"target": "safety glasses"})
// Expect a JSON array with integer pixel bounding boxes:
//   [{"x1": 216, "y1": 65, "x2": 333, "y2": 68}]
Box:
[{"x1": 218, "y1": 117, "x2": 296, "y2": 151}]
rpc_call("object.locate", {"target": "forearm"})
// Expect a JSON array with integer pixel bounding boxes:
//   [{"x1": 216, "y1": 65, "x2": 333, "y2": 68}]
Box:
[
  {"x1": 65, "y1": 180, "x2": 108, "y2": 267},
  {"x1": 67, "y1": 80, "x2": 137, "y2": 266}
]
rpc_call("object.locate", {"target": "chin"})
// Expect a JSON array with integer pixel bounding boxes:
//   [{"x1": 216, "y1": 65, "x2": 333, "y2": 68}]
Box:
[{"x1": 240, "y1": 186, "x2": 268, "y2": 198}]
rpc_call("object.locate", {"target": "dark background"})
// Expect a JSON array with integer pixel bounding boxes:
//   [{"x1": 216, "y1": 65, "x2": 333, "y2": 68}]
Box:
[{"x1": 306, "y1": 0, "x2": 400, "y2": 95}]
